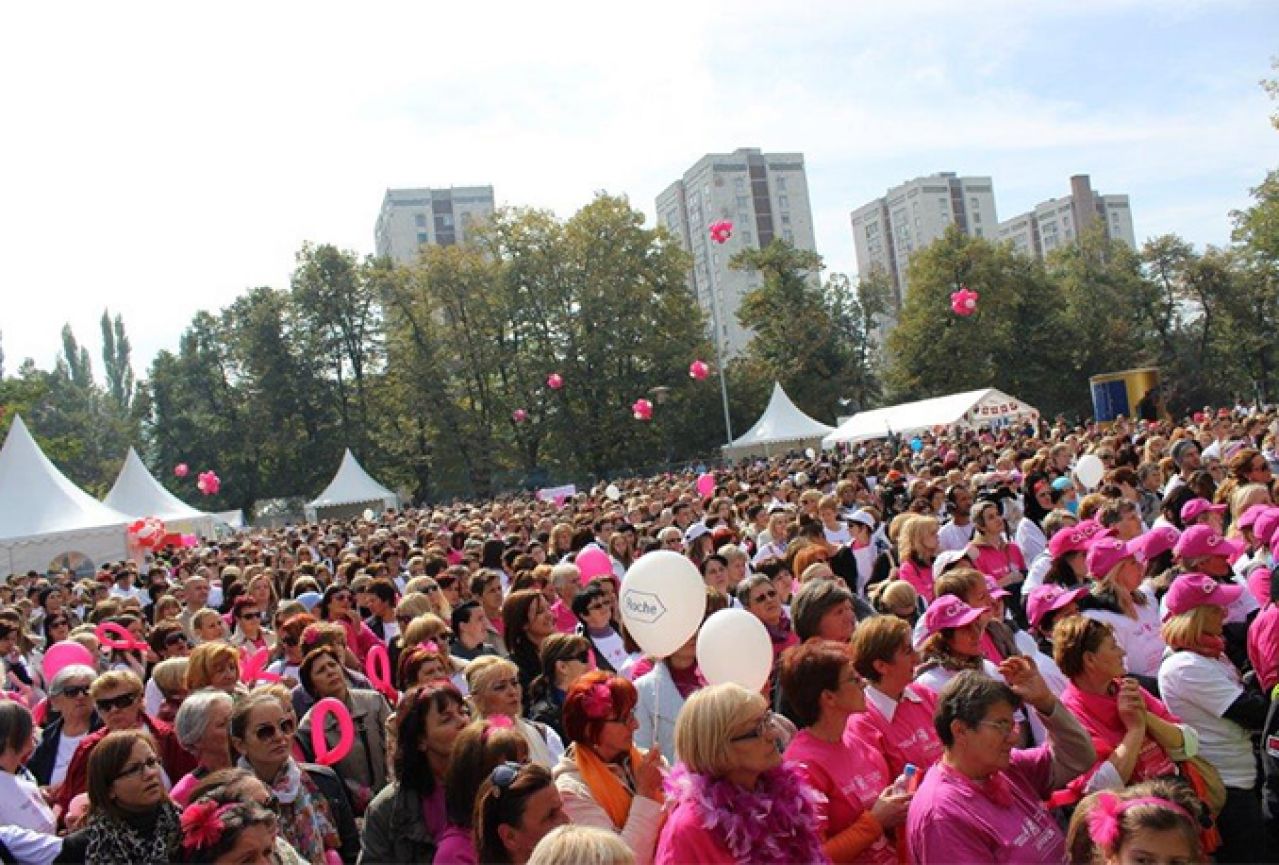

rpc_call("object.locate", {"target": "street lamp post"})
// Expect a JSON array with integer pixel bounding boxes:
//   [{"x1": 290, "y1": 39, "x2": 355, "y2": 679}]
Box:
[{"x1": 703, "y1": 246, "x2": 735, "y2": 446}]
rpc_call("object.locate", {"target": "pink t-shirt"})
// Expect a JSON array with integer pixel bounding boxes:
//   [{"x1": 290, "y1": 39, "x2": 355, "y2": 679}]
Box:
[
  {"x1": 551, "y1": 599, "x2": 578, "y2": 634},
  {"x1": 1249, "y1": 603, "x2": 1279, "y2": 692},
  {"x1": 907, "y1": 750, "x2": 1065, "y2": 864},
  {"x1": 848, "y1": 684, "x2": 944, "y2": 776},
  {"x1": 785, "y1": 729, "x2": 896, "y2": 864},
  {"x1": 899, "y1": 558, "x2": 934, "y2": 603},
  {"x1": 970, "y1": 543, "x2": 1027, "y2": 585}
]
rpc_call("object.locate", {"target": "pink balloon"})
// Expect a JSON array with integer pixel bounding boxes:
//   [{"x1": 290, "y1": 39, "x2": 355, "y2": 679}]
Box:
[
  {"x1": 632, "y1": 398, "x2": 653, "y2": 421},
  {"x1": 696, "y1": 472, "x2": 716, "y2": 498},
  {"x1": 364, "y1": 644, "x2": 399, "y2": 703},
  {"x1": 94, "y1": 622, "x2": 147, "y2": 653},
  {"x1": 576, "y1": 547, "x2": 612, "y2": 584},
  {"x1": 174, "y1": 463, "x2": 189, "y2": 478},
  {"x1": 239, "y1": 647, "x2": 280, "y2": 685},
  {"x1": 512, "y1": 408, "x2": 528, "y2": 423},
  {"x1": 41, "y1": 641, "x2": 94, "y2": 682},
  {"x1": 689, "y1": 360, "x2": 710, "y2": 380},
  {"x1": 546, "y1": 373, "x2": 564, "y2": 390},
  {"x1": 309, "y1": 697, "x2": 355, "y2": 767}
]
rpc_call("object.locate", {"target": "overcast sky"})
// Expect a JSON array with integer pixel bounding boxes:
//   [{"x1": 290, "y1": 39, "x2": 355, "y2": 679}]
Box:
[{"x1": 2, "y1": 0, "x2": 1275, "y2": 379}]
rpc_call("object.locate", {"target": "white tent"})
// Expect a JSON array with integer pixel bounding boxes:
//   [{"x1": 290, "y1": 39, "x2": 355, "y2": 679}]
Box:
[
  {"x1": 103, "y1": 448, "x2": 218, "y2": 537},
  {"x1": 722, "y1": 382, "x2": 835, "y2": 459},
  {"x1": 0, "y1": 416, "x2": 132, "y2": 578},
  {"x1": 823, "y1": 388, "x2": 1038, "y2": 447},
  {"x1": 305, "y1": 449, "x2": 399, "y2": 521}
]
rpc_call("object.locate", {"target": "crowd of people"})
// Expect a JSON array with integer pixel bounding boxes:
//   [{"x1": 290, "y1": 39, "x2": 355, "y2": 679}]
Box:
[{"x1": 0, "y1": 407, "x2": 1278, "y2": 864}]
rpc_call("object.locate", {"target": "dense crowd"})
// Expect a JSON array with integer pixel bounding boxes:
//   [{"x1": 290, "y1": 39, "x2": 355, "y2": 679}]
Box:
[{"x1": 2, "y1": 407, "x2": 1279, "y2": 864}]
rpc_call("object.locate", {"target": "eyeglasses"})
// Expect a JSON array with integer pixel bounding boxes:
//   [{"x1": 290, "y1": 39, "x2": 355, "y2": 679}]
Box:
[
  {"x1": 56, "y1": 684, "x2": 91, "y2": 699},
  {"x1": 605, "y1": 710, "x2": 637, "y2": 726},
  {"x1": 977, "y1": 718, "x2": 1021, "y2": 739},
  {"x1": 239, "y1": 611, "x2": 262, "y2": 620},
  {"x1": 95, "y1": 692, "x2": 140, "y2": 713},
  {"x1": 569, "y1": 651, "x2": 592, "y2": 664},
  {"x1": 253, "y1": 718, "x2": 297, "y2": 741},
  {"x1": 749, "y1": 588, "x2": 778, "y2": 605},
  {"x1": 118, "y1": 755, "x2": 162, "y2": 779},
  {"x1": 489, "y1": 761, "x2": 522, "y2": 795},
  {"x1": 731, "y1": 711, "x2": 779, "y2": 743}
]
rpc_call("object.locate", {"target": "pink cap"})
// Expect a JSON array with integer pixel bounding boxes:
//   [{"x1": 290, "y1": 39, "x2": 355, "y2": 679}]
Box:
[
  {"x1": 1247, "y1": 566, "x2": 1272, "y2": 608},
  {"x1": 1173, "y1": 524, "x2": 1244, "y2": 562},
  {"x1": 1048, "y1": 519, "x2": 1110, "y2": 559},
  {"x1": 1027, "y1": 585, "x2": 1088, "y2": 630},
  {"x1": 985, "y1": 575, "x2": 1010, "y2": 600},
  {"x1": 1180, "y1": 498, "x2": 1227, "y2": 524},
  {"x1": 1255, "y1": 508, "x2": 1279, "y2": 545},
  {"x1": 1237, "y1": 504, "x2": 1273, "y2": 532},
  {"x1": 1163, "y1": 572, "x2": 1243, "y2": 620},
  {"x1": 1131, "y1": 526, "x2": 1180, "y2": 565},
  {"x1": 1086, "y1": 537, "x2": 1139, "y2": 578},
  {"x1": 922, "y1": 594, "x2": 984, "y2": 638}
]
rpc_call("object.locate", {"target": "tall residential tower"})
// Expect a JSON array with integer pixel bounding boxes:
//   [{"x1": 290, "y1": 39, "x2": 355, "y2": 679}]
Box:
[
  {"x1": 374, "y1": 186, "x2": 495, "y2": 265},
  {"x1": 997, "y1": 175, "x2": 1136, "y2": 260}
]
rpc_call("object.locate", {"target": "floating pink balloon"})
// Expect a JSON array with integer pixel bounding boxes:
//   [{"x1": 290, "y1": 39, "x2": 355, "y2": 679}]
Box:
[
  {"x1": 950, "y1": 285, "x2": 979, "y2": 317},
  {"x1": 174, "y1": 463, "x2": 189, "y2": 478},
  {"x1": 197, "y1": 470, "x2": 221, "y2": 496},
  {"x1": 546, "y1": 373, "x2": 564, "y2": 390},
  {"x1": 512, "y1": 408, "x2": 528, "y2": 423},
  {"x1": 310, "y1": 697, "x2": 355, "y2": 767},
  {"x1": 709, "y1": 220, "x2": 733, "y2": 245},
  {"x1": 127, "y1": 517, "x2": 166, "y2": 550},
  {"x1": 632, "y1": 398, "x2": 653, "y2": 421},
  {"x1": 364, "y1": 644, "x2": 399, "y2": 703},
  {"x1": 689, "y1": 360, "x2": 710, "y2": 380},
  {"x1": 576, "y1": 547, "x2": 613, "y2": 584},
  {"x1": 696, "y1": 472, "x2": 716, "y2": 498}
]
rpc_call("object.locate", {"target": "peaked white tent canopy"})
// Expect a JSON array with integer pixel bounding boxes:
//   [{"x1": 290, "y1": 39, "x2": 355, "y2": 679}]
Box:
[
  {"x1": 305, "y1": 449, "x2": 399, "y2": 521},
  {"x1": 103, "y1": 448, "x2": 218, "y2": 537},
  {"x1": 722, "y1": 382, "x2": 836, "y2": 459},
  {"x1": 0, "y1": 416, "x2": 132, "y2": 577},
  {"x1": 822, "y1": 388, "x2": 1038, "y2": 447}
]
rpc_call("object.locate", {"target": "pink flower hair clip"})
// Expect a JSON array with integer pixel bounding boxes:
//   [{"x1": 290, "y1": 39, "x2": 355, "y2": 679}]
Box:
[
  {"x1": 181, "y1": 800, "x2": 233, "y2": 851},
  {"x1": 582, "y1": 682, "x2": 613, "y2": 720}
]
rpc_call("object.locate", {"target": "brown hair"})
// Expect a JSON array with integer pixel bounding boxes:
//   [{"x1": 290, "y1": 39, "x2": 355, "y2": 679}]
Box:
[
  {"x1": 850, "y1": 615, "x2": 912, "y2": 682},
  {"x1": 86, "y1": 730, "x2": 158, "y2": 820},
  {"x1": 1052, "y1": 615, "x2": 1113, "y2": 679},
  {"x1": 779, "y1": 641, "x2": 853, "y2": 728}
]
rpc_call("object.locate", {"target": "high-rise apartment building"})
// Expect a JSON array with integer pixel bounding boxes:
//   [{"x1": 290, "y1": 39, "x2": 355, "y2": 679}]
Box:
[
  {"x1": 849, "y1": 173, "x2": 997, "y2": 308},
  {"x1": 997, "y1": 175, "x2": 1136, "y2": 260},
  {"x1": 374, "y1": 186, "x2": 496, "y2": 265},
  {"x1": 656, "y1": 148, "x2": 818, "y2": 359}
]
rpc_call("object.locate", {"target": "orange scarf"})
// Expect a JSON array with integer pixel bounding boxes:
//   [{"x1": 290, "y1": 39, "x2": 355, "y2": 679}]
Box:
[{"x1": 573, "y1": 743, "x2": 656, "y2": 830}]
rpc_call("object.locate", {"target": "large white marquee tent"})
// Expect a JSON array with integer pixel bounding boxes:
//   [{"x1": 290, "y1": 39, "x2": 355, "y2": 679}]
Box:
[
  {"x1": 305, "y1": 449, "x2": 399, "y2": 521},
  {"x1": 0, "y1": 416, "x2": 132, "y2": 577},
  {"x1": 723, "y1": 382, "x2": 835, "y2": 459},
  {"x1": 822, "y1": 388, "x2": 1038, "y2": 447},
  {"x1": 103, "y1": 448, "x2": 219, "y2": 537}
]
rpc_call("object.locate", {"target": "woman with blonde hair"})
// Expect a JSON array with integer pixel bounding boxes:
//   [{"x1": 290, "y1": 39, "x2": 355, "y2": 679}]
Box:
[
  {"x1": 529, "y1": 824, "x2": 636, "y2": 865},
  {"x1": 895, "y1": 515, "x2": 939, "y2": 603},
  {"x1": 467, "y1": 655, "x2": 564, "y2": 768},
  {"x1": 185, "y1": 641, "x2": 242, "y2": 693}
]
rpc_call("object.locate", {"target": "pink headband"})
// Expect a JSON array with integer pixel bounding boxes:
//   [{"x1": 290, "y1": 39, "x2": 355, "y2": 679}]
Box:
[{"x1": 1087, "y1": 793, "x2": 1195, "y2": 853}]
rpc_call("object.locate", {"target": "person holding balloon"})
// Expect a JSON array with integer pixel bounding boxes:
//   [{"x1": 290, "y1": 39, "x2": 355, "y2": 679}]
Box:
[
  {"x1": 230, "y1": 691, "x2": 358, "y2": 865},
  {"x1": 780, "y1": 641, "x2": 910, "y2": 864},
  {"x1": 552, "y1": 672, "x2": 666, "y2": 865},
  {"x1": 295, "y1": 646, "x2": 390, "y2": 816}
]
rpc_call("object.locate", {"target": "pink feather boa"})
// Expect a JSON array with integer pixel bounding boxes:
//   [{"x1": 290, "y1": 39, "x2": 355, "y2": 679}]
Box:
[{"x1": 664, "y1": 763, "x2": 830, "y2": 864}]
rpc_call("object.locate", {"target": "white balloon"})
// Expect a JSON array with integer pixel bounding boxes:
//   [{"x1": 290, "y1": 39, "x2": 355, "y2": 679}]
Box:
[
  {"x1": 605, "y1": 483, "x2": 622, "y2": 501},
  {"x1": 697, "y1": 609, "x2": 773, "y2": 693},
  {"x1": 805, "y1": 448, "x2": 816, "y2": 460},
  {"x1": 362, "y1": 508, "x2": 375, "y2": 521},
  {"x1": 620, "y1": 551, "x2": 706, "y2": 658},
  {"x1": 1074, "y1": 454, "x2": 1105, "y2": 490}
]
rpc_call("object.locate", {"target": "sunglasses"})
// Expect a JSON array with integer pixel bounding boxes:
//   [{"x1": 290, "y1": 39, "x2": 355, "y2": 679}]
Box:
[
  {"x1": 96, "y1": 692, "x2": 140, "y2": 713},
  {"x1": 47, "y1": 619, "x2": 69, "y2": 629},
  {"x1": 731, "y1": 710, "x2": 779, "y2": 743},
  {"x1": 57, "y1": 684, "x2": 91, "y2": 699},
  {"x1": 253, "y1": 718, "x2": 297, "y2": 741},
  {"x1": 165, "y1": 633, "x2": 192, "y2": 647},
  {"x1": 750, "y1": 588, "x2": 779, "y2": 605},
  {"x1": 569, "y1": 651, "x2": 592, "y2": 664}
]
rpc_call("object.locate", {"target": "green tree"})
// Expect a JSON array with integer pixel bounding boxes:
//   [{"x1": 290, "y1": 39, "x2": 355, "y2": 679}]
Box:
[
  {"x1": 100, "y1": 310, "x2": 135, "y2": 411},
  {"x1": 1228, "y1": 170, "x2": 1279, "y2": 402}
]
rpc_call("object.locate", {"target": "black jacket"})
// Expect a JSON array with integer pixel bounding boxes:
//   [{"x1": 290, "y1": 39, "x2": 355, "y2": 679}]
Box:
[
  {"x1": 358, "y1": 781, "x2": 437, "y2": 864},
  {"x1": 27, "y1": 714, "x2": 102, "y2": 786},
  {"x1": 303, "y1": 763, "x2": 362, "y2": 865}
]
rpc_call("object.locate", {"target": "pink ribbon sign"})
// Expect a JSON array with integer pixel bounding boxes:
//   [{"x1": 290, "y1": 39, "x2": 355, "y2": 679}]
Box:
[
  {"x1": 309, "y1": 697, "x2": 355, "y2": 767},
  {"x1": 95, "y1": 622, "x2": 148, "y2": 653},
  {"x1": 364, "y1": 644, "x2": 399, "y2": 703}
]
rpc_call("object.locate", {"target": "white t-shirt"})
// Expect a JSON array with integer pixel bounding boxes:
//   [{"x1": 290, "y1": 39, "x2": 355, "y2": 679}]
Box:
[
  {"x1": 1083, "y1": 592, "x2": 1164, "y2": 678},
  {"x1": 0, "y1": 770, "x2": 56, "y2": 834},
  {"x1": 823, "y1": 523, "x2": 852, "y2": 546},
  {"x1": 938, "y1": 520, "x2": 975, "y2": 552},
  {"x1": 51, "y1": 732, "x2": 85, "y2": 787},
  {"x1": 0, "y1": 827, "x2": 61, "y2": 865},
  {"x1": 1014, "y1": 520, "x2": 1047, "y2": 568},
  {"x1": 592, "y1": 629, "x2": 633, "y2": 673},
  {"x1": 1022, "y1": 552, "x2": 1052, "y2": 598},
  {"x1": 1014, "y1": 631, "x2": 1068, "y2": 696},
  {"x1": 1158, "y1": 651, "x2": 1254, "y2": 788}
]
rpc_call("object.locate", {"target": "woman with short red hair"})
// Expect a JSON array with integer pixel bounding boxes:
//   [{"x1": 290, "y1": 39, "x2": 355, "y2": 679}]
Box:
[{"x1": 551, "y1": 671, "x2": 666, "y2": 865}]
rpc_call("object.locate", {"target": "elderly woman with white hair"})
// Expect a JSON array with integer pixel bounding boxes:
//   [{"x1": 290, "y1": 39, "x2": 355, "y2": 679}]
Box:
[
  {"x1": 548, "y1": 562, "x2": 582, "y2": 634},
  {"x1": 169, "y1": 689, "x2": 235, "y2": 805},
  {"x1": 27, "y1": 664, "x2": 99, "y2": 788}
]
